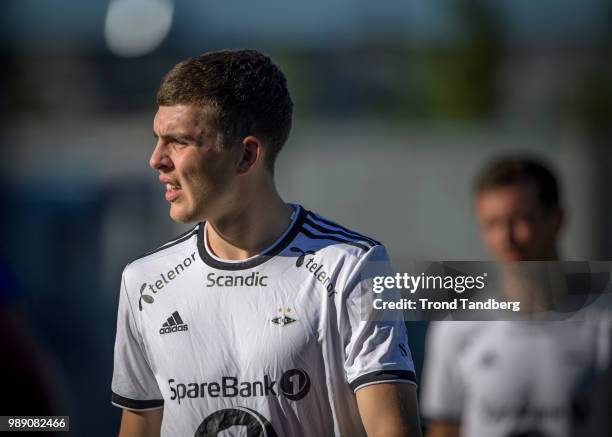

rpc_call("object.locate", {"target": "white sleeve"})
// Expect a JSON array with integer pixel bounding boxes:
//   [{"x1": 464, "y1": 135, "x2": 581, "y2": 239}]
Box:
[
  {"x1": 420, "y1": 322, "x2": 464, "y2": 421},
  {"x1": 111, "y1": 269, "x2": 164, "y2": 410},
  {"x1": 340, "y1": 244, "x2": 417, "y2": 392}
]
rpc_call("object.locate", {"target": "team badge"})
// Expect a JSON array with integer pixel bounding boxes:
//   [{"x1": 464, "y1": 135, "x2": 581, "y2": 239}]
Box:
[{"x1": 271, "y1": 307, "x2": 297, "y2": 326}]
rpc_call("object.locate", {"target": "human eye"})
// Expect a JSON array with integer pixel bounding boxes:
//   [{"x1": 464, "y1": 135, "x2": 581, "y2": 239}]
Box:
[{"x1": 170, "y1": 137, "x2": 189, "y2": 147}]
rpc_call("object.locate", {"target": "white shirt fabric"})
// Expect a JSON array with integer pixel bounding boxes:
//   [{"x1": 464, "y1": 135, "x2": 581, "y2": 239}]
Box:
[
  {"x1": 111, "y1": 204, "x2": 416, "y2": 437},
  {"x1": 421, "y1": 320, "x2": 612, "y2": 437}
]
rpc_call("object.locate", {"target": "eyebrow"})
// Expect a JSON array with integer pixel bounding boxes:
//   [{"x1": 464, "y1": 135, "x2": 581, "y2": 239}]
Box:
[{"x1": 153, "y1": 132, "x2": 198, "y2": 143}]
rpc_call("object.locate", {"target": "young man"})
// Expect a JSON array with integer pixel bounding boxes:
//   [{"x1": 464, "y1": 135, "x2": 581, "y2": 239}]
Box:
[
  {"x1": 472, "y1": 158, "x2": 563, "y2": 263},
  {"x1": 421, "y1": 157, "x2": 611, "y2": 437},
  {"x1": 111, "y1": 50, "x2": 421, "y2": 437}
]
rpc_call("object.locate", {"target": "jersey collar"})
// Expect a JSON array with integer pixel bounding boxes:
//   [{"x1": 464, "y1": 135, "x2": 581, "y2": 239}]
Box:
[{"x1": 197, "y1": 204, "x2": 307, "y2": 271}]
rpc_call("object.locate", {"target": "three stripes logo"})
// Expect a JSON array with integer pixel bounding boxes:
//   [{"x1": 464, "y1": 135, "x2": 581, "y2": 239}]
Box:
[{"x1": 159, "y1": 311, "x2": 189, "y2": 335}]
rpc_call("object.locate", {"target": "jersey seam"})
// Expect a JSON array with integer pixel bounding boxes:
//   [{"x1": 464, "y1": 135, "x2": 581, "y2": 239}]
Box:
[
  {"x1": 111, "y1": 391, "x2": 164, "y2": 410},
  {"x1": 352, "y1": 379, "x2": 418, "y2": 392},
  {"x1": 348, "y1": 369, "x2": 417, "y2": 390}
]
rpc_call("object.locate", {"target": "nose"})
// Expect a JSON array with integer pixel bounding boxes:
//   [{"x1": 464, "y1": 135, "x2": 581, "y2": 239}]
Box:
[
  {"x1": 501, "y1": 221, "x2": 519, "y2": 249},
  {"x1": 149, "y1": 140, "x2": 173, "y2": 171}
]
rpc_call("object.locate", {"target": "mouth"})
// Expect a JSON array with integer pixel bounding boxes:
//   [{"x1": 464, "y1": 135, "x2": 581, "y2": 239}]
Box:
[
  {"x1": 163, "y1": 181, "x2": 182, "y2": 202},
  {"x1": 502, "y1": 251, "x2": 523, "y2": 262}
]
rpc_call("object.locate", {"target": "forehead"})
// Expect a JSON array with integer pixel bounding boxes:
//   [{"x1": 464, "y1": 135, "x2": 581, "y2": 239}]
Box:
[
  {"x1": 153, "y1": 105, "x2": 212, "y2": 135},
  {"x1": 475, "y1": 182, "x2": 541, "y2": 215}
]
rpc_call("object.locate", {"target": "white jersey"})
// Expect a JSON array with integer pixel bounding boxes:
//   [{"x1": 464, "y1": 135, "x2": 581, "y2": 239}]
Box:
[
  {"x1": 111, "y1": 204, "x2": 416, "y2": 437},
  {"x1": 421, "y1": 320, "x2": 612, "y2": 437}
]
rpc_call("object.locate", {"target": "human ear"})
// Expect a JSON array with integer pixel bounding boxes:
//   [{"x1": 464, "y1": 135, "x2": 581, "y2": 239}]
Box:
[{"x1": 236, "y1": 136, "x2": 262, "y2": 174}]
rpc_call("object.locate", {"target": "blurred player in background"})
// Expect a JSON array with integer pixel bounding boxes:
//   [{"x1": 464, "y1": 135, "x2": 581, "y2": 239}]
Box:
[
  {"x1": 111, "y1": 49, "x2": 421, "y2": 437},
  {"x1": 473, "y1": 157, "x2": 563, "y2": 262},
  {"x1": 421, "y1": 157, "x2": 611, "y2": 437}
]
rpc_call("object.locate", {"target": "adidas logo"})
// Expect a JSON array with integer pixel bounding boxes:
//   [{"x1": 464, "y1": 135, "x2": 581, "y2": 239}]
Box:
[{"x1": 159, "y1": 311, "x2": 189, "y2": 335}]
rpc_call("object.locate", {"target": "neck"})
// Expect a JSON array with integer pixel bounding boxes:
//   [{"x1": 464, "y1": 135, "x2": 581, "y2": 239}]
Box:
[
  {"x1": 205, "y1": 186, "x2": 293, "y2": 261},
  {"x1": 501, "y1": 257, "x2": 562, "y2": 314}
]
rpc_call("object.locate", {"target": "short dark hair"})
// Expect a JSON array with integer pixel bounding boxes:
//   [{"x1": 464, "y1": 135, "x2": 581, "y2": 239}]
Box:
[
  {"x1": 157, "y1": 49, "x2": 293, "y2": 172},
  {"x1": 474, "y1": 156, "x2": 561, "y2": 210}
]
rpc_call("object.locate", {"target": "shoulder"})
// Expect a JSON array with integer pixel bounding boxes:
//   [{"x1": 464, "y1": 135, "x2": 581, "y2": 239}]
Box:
[
  {"x1": 286, "y1": 208, "x2": 390, "y2": 294},
  {"x1": 122, "y1": 224, "x2": 200, "y2": 284},
  {"x1": 295, "y1": 208, "x2": 384, "y2": 261}
]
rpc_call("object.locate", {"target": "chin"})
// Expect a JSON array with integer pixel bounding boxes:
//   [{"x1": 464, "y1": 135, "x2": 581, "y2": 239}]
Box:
[{"x1": 169, "y1": 204, "x2": 200, "y2": 224}]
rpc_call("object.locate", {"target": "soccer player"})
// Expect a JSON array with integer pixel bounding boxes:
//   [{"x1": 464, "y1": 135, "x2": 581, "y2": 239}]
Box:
[
  {"x1": 421, "y1": 157, "x2": 611, "y2": 437},
  {"x1": 111, "y1": 49, "x2": 422, "y2": 437},
  {"x1": 472, "y1": 157, "x2": 563, "y2": 263}
]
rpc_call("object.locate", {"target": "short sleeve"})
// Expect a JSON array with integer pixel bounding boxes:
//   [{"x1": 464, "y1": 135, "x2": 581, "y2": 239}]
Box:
[
  {"x1": 340, "y1": 244, "x2": 417, "y2": 392},
  {"x1": 111, "y1": 270, "x2": 164, "y2": 410},
  {"x1": 420, "y1": 322, "x2": 465, "y2": 421}
]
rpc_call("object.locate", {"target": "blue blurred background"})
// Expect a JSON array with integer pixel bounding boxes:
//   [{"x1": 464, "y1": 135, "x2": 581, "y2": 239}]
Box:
[{"x1": 1, "y1": 0, "x2": 612, "y2": 435}]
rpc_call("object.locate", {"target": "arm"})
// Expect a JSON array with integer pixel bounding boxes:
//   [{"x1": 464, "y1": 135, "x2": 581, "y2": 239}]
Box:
[
  {"x1": 356, "y1": 383, "x2": 422, "y2": 437},
  {"x1": 112, "y1": 270, "x2": 165, "y2": 432},
  {"x1": 340, "y1": 245, "x2": 421, "y2": 436},
  {"x1": 425, "y1": 420, "x2": 460, "y2": 437},
  {"x1": 119, "y1": 409, "x2": 163, "y2": 437}
]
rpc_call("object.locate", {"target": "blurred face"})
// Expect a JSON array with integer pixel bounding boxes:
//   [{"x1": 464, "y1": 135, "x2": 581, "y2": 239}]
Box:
[
  {"x1": 150, "y1": 105, "x2": 239, "y2": 223},
  {"x1": 475, "y1": 181, "x2": 562, "y2": 261}
]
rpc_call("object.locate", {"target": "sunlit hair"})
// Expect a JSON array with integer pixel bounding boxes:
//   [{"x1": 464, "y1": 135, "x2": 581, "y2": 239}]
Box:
[{"x1": 157, "y1": 49, "x2": 293, "y2": 173}]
